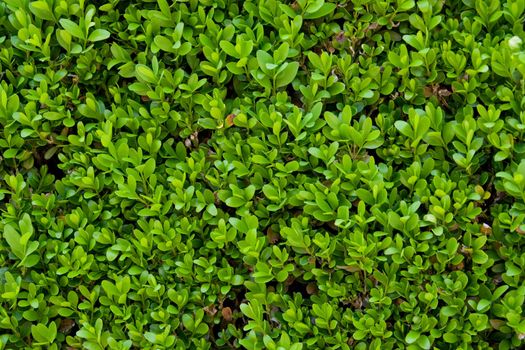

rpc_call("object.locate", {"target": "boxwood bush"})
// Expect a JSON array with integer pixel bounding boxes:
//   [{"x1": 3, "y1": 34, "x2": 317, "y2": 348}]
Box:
[{"x1": 1, "y1": 0, "x2": 525, "y2": 349}]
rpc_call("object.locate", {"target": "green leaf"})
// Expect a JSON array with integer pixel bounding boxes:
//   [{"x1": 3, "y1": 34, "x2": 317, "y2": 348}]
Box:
[
  {"x1": 304, "y1": 3, "x2": 336, "y2": 19},
  {"x1": 29, "y1": 1, "x2": 55, "y2": 21},
  {"x1": 220, "y1": 40, "x2": 239, "y2": 58},
  {"x1": 395, "y1": 121, "x2": 413, "y2": 138},
  {"x1": 240, "y1": 301, "x2": 261, "y2": 320},
  {"x1": 155, "y1": 35, "x2": 175, "y2": 52},
  {"x1": 417, "y1": 335, "x2": 431, "y2": 349},
  {"x1": 409, "y1": 14, "x2": 427, "y2": 32},
  {"x1": 225, "y1": 197, "x2": 245, "y2": 208},
  {"x1": 443, "y1": 332, "x2": 458, "y2": 343},
  {"x1": 182, "y1": 314, "x2": 194, "y2": 331},
  {"x1": 359, "y1": 89, "x2": 374, "y2": 99},
  {"x1": 405, "y1": 330, "x2": 420, "y2": 344},
  {"x1": 398, "y1": 0, "x2": 415, "y2": 11},
  {"x1": 308, "y1": 147, "x2": 323, "y2": 159},
  {"x1": 31, "y1": 323, "x2": 55, "y2": 344},
  {"x1": 31, "y1": 326, "x2": 46, "y2": 343},
  {"x1": 274, "y1": 42, "x2": 290, "y2": 63},
  {"x1": 263, "y1": 184, "x2": 280, "y2": 201},
  {"x1": 135, "y1": 64, "x2": 157, "y2": 84},
  {"x1": 157, "y1": 0, "x2": 171, "y2": 17},
  {"x1": 88, "y1": 29, "x2": 111, "y2": 42},
  {"x1": 48, "y1": 322, "x2": 57, "y2": 343},
  {"x1": 441, "y1": 306, "x2": 457, "y2": 317},
  {"x1": 3, "y1": 224, "x2": 24, "y2": 260},
  {"x1": 195, "y1": 323, "x2": 209, "y2": 335},
  {"x1": 275, "y1": 62, "x2": 299, "y2": 88},
  {"x1": 257, "y1": 50, "x2": 274, "y2": 74},
  {"x1": 505, "y1": 262, "x2": 521, "y2": 277},
  {"x1": 59, "y1": 19, "x2": 84, "y2": 39},
  {"x1": 472, "y1": 250, "x2": 488, "y2": 264}
]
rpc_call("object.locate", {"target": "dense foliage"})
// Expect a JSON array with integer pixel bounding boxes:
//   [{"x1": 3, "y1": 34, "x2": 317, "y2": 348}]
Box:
[{"x1": 1, "y1": 0, "x2": 525, "y2": 349}]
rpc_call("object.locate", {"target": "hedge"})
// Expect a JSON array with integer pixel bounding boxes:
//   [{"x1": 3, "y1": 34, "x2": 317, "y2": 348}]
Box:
[{"x1": 1, "y1": 0, "x2": 525, "y2": 349}]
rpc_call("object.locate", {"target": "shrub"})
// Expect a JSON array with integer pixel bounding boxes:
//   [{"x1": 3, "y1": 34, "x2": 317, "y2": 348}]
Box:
[{"x1": 1, "y1": 0, "x2": 525, "y2": 349}]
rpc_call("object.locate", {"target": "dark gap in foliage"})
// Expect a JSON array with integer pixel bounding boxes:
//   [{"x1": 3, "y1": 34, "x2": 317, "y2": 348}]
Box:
[
  {"x1": 364, "y1": 147, "x2": 379, "y2": 163},
  {"x1": 35, "y1": 147, "x2": 65, "y2": 180},
  {"x1": 221, "y1": 286, "x2": 248, "y2": 330},
  {"x1": 340, "y1": 292, "x2": 370, "y2": 311},
  {"x1": 225, "y1": 81, "x2": 237, "y2": 101},
  {"x1": 198, "y1": 129, "x2": 213, "y2": 146},
  {"x1": 58, "y1": 317, "x2": 79, "y2": 337},
  {"x1": 286, "y1": 84, "x2": 302, "y2": 108},
  {"x1": 332, "y1": 16, "x2": 350, "y2": 33},
  {"x1": 223, "y1": 288, "x2": 245, "y2": 311},
  {"x1": 285, "y1": 277, "x2": 310, "y2": 299}
]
